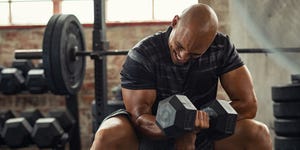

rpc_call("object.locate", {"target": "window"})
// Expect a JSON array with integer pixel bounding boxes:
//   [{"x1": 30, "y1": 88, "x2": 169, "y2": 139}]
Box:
[{"x1": 0, "y1": 0, "x2": 198, "y2": 26}]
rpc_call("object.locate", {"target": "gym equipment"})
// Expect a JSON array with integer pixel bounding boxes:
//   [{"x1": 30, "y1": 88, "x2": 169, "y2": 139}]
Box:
[
  {"x1": 1, "y1": 108, "x2": 43, "y2": 148},
  {"x1": 272, "y1": 74, "x2": 300, "y2": 150},
  {"x1": 274, "y1": 119, "x2": 300, "y2": 136},
  {"x1": 26, "y1": 69, "x2": 48, "y2": 94},
  {"x1": 0, "y1": 68, "x2": 25, "y2": 94},
  {"x1": 0, "y1": 110, "x2": 15, "y2": 146},
  {"x1": 272, "y1": 84, "x2": 300, "y2": 102},
  {"x1": 291, "y1": 74, "x2": 300, "y2": 84},
  {"x1": 273, "y1": 102, "x2": 300, "y2": 118},
  {"x1": 32, "y1": 109, "x2": 75, "y2": 149},
  {"x1": 11, "y1": 59, "x2": 34, "y2": 78},
  {"x1": 275, "y1": 136, "x2": 300, "y2": 150},
  {"x1": 156, "y1": 95, "x2": 237, "y2": 139},
  {"x1": 14, "y1": 14, "x2": 128, "y2": 95}
]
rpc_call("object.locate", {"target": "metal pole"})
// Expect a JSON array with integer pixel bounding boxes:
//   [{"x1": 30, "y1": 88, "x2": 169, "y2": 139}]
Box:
[
  {"x1": 65, "y1": 94, "x2": 81, "y2": 150},
  {"x1": 93, "y1": 0, "x2": 109, "y2": 128}
]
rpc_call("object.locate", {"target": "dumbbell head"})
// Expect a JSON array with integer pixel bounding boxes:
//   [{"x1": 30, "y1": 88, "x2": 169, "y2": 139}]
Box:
[
  {"x1": 0, "y1": 110, "x2": 15, "y2": 145},
  {"x1": 201, "y1": 100, "x2": 237, "y2": 140},
  {"x1": 20, "y1": 108, "x2": 44, "y2": 126},
  {"x1": 26, "y1": 69, "x2": 48, "y2": 94},
  {"x1": 0, "y1": 68, "x2": 25, "y2": 94},
  {"x1": 1, "y1": 118, "x2": 32, "y2": 148},
  {"x1": 156, "y1": 95, "x2": 197, "y2": 138},
  {"x1": 49, "y1": 109, "x2": 75, "y2": 132},
  {"x1": 12, "y1": 59, "x2": 34, "y2": 78},
  {"x1": 32, "y1": 118, "x2": 65, "y2": 148}
]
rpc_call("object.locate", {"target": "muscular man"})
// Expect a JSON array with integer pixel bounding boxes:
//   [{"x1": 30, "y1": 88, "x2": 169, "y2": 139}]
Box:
[{"x1": 91, "y1": 3, "x2": 272, "y2": 150}]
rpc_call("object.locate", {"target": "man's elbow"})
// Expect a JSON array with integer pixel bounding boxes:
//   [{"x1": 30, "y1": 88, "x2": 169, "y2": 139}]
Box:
[{"x1": 245, "y1": 97, "x2": 257, "y2": 119}]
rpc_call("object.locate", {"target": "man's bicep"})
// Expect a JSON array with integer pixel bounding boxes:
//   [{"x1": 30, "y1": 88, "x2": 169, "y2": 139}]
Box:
[
  {"x1": 122, "y1": 88, "x2": 156, "y2": 120},
  {"x1": 220, "y1": 65, "x2": 256, "y2": 101}
]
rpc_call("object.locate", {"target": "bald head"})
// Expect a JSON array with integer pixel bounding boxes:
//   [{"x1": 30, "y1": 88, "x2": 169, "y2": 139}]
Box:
[
  {"x1": 179, "y1": 3, "x2": 218, "y2": 33},
  {"x1": 168, "y1": 3, "x2": 219, "y2": 65}
]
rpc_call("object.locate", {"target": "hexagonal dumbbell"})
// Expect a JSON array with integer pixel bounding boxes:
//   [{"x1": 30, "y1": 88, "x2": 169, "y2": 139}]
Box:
[
  {"x1": 1, "y1": 109, "x2": 43, "y2": 148},
  {"x1": 0, "y1": 68, "x2": 25, "y2": 94},
  {"x1": 156, "y1": 95, "x2": 237, "y2": 140},
  {"x1": 0, "y1": 110, "x2": 15, "y2": 146},
  {"x1": 12, "y1": 59, "x2": 34, "y2": 79},
  {"x1": 26, "y1": 69, "x2": 48, "y2": 94},
  {"x1": 32, "y1": 109, "x2": 75, "y2": 149}
]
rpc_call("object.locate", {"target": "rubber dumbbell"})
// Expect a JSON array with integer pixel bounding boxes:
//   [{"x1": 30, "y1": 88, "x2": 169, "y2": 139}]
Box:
[
  {"x1": 26, "y1": 69, "x2": 48, "y2": 94},
  {"x1": 0, "y1": 110, "x2": 15, "y2": 146},
  {"x1": 12, "y1": 59, "x2": 34, "y2": 79},
  {"x1": 1, "y1": 109, "x2": 43, "y2": 148},
  {"x1": 156, "y1": 95, "x2": 237, "y2": 139},
  {"x1": 0, "y1": 68, "x2": 25, "y2": 94},
  {"x1": 32, "y1": 109, "x2": 75, "y2": 149}
]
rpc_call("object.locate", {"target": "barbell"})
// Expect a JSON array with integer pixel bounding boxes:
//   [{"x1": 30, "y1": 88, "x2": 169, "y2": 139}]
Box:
[{"x1": 14, "y1": 14, "x2": 128, "y2": 95}]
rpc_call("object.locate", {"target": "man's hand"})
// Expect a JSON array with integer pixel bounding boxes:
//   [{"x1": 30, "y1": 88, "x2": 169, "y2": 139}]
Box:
[
  {"x1": 175, "y1": 132, "x2": 197, "y2": 150},
  {"x1": 194, "y1": 110, "x2": 210, "y2": 132}
]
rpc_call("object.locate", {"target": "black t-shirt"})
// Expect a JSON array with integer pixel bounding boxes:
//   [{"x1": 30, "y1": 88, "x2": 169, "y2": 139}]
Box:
[{"x1": 120, "y1": 27, "x2": 244, "y2": 114}]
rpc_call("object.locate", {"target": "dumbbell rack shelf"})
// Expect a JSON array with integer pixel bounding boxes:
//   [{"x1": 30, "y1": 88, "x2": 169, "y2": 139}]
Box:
[{"x1": 0, "y1": 92, "x2": 81, "y2": 150}]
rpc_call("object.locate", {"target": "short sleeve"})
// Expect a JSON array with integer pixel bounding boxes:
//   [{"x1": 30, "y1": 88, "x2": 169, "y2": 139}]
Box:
[
  {"x1": 120, "y1": 50, "x2": 156, "y2": 90},
  {"x1": 217, "y1": 35, "x2": 244, "y2": 75}
]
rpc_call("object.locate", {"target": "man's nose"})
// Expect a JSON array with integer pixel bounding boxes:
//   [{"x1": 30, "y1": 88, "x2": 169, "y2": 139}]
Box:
[{"x1": 178, "y1": 50, "x2": 190, "y2": 62}]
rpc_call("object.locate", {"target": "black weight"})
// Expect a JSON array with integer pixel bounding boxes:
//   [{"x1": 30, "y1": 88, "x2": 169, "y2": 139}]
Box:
[
  {"x1": 273, "y1": 102, "x2": 300, "y2": 118},
  {"x1": 26, "y1": 69, "x2": 48, "y2": 94},
  {"x1": 291, "y1": 74, "x2": 300, "y2": 84},
  {"x1": 156, "y1": 95, "x2": 197, "y2": 138},
  {"x1": 0, "y1": 110, "x2": 15, "y2": 145},
  {"x1": 0, "y1": 68, "x2": 25, "y2": 94},
  {"x1": 32, "y1": 118, "x2": 66, "y2": 148},
  {"x1": 1, "y1": 118, "x2": 32, "y2": 148},
  {"x1": 43, "y1": 14, "x2": 86, "y2": 95},
  {"x1": 272, "y1": 84, "x2": 300, "y2": 102},
  {"x1": 12, "y1": 59, "x2": 34, "y2": 78},
  {"x1": 201, "y1": 100, "x2": 237, "y2": 140},
  {"x1": 43, "y1": 14, "x2": 60, "y2": 95},
  {"x1": 275, "y1": 136, "x2": 300, "y2": 150},
  {"x1": 274, "y1": 119, "x2": 300, "y2": 136}
]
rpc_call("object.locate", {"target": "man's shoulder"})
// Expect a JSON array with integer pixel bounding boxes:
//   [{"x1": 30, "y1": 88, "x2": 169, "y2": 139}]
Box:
[{"x1": 128, "y1": 28, "x2": 169, "y2": 62}]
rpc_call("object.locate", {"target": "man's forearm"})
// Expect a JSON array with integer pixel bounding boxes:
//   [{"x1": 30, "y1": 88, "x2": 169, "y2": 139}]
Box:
[{"x1": 134, "y1": 114, "x2": 166, "y2": 140}]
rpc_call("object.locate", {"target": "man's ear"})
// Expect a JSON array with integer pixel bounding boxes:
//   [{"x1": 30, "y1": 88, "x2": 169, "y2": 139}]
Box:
[{"x1": 171, "y1": 15, "x2": 179, "y2": 27}]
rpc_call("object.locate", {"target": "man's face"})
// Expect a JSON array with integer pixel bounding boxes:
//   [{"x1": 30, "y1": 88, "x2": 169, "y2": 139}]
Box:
[{"x1": 168, "y1": 26, "x2": 208, "y2": 65}]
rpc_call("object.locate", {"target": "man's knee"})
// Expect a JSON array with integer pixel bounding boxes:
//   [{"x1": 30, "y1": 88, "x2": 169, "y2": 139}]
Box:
[
  {"x1": 238, "y1": 119, "x2": 272, "y2": 149},
  {"x1": 91, "y1": 116, "x2": 139, "y2": 150},
  {"x1": 238, "y1": 119, "x2": 270, "y2": 140}
]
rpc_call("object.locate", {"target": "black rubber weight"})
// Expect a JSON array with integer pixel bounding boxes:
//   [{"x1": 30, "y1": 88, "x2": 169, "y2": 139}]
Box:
[
  {"x1": 275, "y1": 136, "x2": 300, "y2": 150},
  {"x1": 274, "y1": 119, "x2": 300, "y2": 136},
  {"x1": 272, "y1": 84, "x2": 300, "y2": 102},
  {"x1": 273, "y1": 102, "x2": 300, "y2": 118}
]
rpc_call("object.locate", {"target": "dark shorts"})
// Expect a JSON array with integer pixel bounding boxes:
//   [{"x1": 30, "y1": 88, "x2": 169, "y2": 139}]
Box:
[{"x1": 101, "y1": 109, "x2": 214, "y2": 150}]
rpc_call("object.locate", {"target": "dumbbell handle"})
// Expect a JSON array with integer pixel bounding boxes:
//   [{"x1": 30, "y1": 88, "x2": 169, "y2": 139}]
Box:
[{"x1": 15, "y1": 49, "x2": 42, "y2": 59}]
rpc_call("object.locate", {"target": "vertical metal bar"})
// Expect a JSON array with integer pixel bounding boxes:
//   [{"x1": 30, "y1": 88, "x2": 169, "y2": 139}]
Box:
[
  {"x1": 65, "y1": 94, "x2": 81, "y2": 150},
  {"x1": 93, "y1": 0, "x2": 108, "y2": 128}
]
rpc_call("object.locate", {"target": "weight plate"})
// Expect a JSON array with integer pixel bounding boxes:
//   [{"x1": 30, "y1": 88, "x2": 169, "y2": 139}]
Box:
[
  {"x1": 272, "y1": 84, "x2": 300, "y2": 102},
  {"x1": 274, "y1": 119, "x2": 300, "y2": 136},
  {"x1": 273, "y1": 102, "x2": 300, "y2": 119},
  {"x1": 43, "y1": 14, "x2": 61, "y2": 95},
  {"x1": 275, "y1": 136, "x2": 300, "y2": 150},
  {"x1": 46, "y1": 14, "x2": 86, "y2": 95}
]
